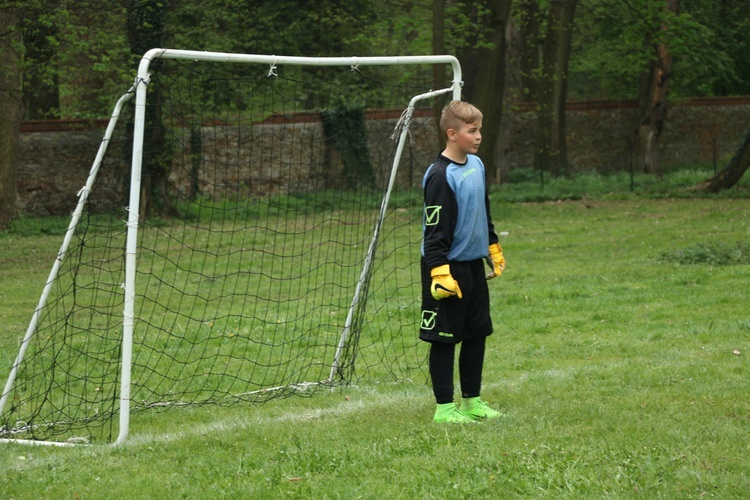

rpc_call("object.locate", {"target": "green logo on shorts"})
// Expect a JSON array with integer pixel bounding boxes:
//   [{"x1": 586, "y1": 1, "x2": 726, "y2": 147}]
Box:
[{"x1": 421, "y1": 310, "x2": 437, "y2": 330}]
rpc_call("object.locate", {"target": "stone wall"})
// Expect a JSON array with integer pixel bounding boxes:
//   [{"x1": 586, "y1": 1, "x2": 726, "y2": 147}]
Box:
[
  {"x1": 167, "y1": 114, "x2": 439, "y2": 200},
  {"x1": 17, "y1": 97, "x2": 750, "y2": 216},
  {"x1": 17, "y1": 121, "x2": 131, "y2": 216},
  {"x1": 506, "y1": 97, "x2": 750, "y2": 174}
]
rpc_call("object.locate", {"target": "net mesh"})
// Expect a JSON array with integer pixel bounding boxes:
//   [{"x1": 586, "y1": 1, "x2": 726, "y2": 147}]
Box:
[{"x1": 1, "y1": 57, "x2": 451, "y2": 443}]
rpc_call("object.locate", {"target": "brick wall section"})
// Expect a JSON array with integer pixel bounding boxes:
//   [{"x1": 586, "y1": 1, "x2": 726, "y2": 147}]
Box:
[{"x1": 17, "y1": 97, "x2": 750, "y2": 216}]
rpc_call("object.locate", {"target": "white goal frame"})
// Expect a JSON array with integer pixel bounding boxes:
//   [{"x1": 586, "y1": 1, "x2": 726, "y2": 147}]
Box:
[{"x1": 1, "y1": 49, "x2": 462, "y2": 446}]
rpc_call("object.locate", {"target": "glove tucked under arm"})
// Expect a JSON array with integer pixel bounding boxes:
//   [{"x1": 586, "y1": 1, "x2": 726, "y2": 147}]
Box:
[
  {"x1": 486, "y1": 243, "x2": 505, "y2": 279},
  {"x1": 430, "y1": 264, "x2": 463, "y2": 300}
]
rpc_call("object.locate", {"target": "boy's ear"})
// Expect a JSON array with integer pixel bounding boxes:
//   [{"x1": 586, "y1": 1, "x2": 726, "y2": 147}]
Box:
[{"x1": 445, "y1": 128, "x2": 457, "y2": 142}]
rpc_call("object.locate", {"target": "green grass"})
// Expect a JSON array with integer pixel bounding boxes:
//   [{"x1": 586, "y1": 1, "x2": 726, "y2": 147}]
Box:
[{"x1": 2, "y1": 172, "x2": 750, "y2": 497}]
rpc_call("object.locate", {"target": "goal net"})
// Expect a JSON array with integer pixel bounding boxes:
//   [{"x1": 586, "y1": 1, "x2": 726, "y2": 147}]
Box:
[{"x1": 0, "y1": 50, "x2": 461, "y2": 445}]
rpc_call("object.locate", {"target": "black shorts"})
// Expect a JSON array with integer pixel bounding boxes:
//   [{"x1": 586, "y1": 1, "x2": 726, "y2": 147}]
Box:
[{"x1": 419, "y1": 258, "x2": 493, "y2": 344}]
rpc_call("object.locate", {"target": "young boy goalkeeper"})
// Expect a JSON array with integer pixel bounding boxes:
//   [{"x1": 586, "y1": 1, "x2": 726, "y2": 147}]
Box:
[{"x1": 420, "y1": 100, "x2": 506, "y2": 423}]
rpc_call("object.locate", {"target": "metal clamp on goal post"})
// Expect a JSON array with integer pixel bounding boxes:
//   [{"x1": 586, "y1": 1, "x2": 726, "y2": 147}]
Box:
[{"x1": 267, "y1": 58, "x2": 278, "y2": 77}]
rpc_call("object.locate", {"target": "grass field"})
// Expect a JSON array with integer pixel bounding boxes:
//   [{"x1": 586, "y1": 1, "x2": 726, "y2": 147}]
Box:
[{"x1": 1, "y1": 169, "x2": 749, "y2": 498}]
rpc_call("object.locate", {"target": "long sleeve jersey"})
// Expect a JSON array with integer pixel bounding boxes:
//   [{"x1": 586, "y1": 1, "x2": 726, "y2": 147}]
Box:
[{"x1": 421, "y1": 153, "x2": 498, "y2": 269}]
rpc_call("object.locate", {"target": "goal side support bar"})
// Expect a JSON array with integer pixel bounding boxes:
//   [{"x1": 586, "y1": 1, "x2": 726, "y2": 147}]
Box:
[
  {"x1": 0, "y1": 86, "x2": 136, "y2": 446},
  {"x1": 328, "y1": 86, "x2": 459, "y2": 383}
]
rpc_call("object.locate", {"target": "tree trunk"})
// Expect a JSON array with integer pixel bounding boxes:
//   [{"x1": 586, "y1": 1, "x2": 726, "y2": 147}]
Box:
[
  {"x1": 533, "y1": 0, "x2": 578, "y2": 177},
  {"x1": 457, "y1": 0, "x2": 512, "y2": 184},
  {"x1": 22, "y1": 4, "x2": 61, "y2": 119},
  {"x1": 0, "y1": 6, "x2": 23, "y2": 229},
  {"x1": 501, "y1": 6, "x2": 538, "y2": 183},
  {"x1": 515, "y1": 0, "x2": 542, "y2": 104},
  {"x1": 471, "y1": 1, "x2": 512, "y2": 184},
  {"x1": 690, "y1": 128, "x2": 750, "y2": 193},
  {"x1": 630, "y1": 0, "x2": 680, "y2": 177},
  {"x1": 432, "y1": 0, "x2": 446, "y2": 151},
  {"x1": 495, "y1": 14, "x2": 515, "y2": 184},
  {"x1": 127, "y1": 0, "x2": 176, "y2": 219}
]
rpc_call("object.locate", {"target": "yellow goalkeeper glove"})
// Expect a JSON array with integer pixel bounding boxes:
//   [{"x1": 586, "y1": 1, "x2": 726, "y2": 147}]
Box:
[
  {"x1": 487, "y1": 243, "x2": 506, "y2": 279},
  {"x1": 430, "y1": 264, "x2": 463, "y2": 300}
]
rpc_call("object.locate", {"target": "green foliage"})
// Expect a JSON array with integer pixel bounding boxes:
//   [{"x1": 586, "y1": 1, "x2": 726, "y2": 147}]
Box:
[
  {"x1": 676, "y1": 0, "x2": 750, "y2": 96},
  {"x1": 127, "y1": 0, "x2": 167, "y2": 57},
  {"x1": 20, "y1": 1, "x2": 133, "y2": 119},
  {"x1": 569, "y1": 0, "x2": 750, "y2": 99},
  {"x1": 445, "y1": 1, "x2": 500, "y2": 52},
  {"x1": 351, "y1": 2, "x2": 432, "y2": 57},
  {"x1": 167, "y1": 0, "x2": 378, "y2": 57},
  {"x1": 15, "y1": 0, "x2": 750, "y2": 121},
  {"x1": 569, "y1": 0, "x2": 662, "y2": 99}
]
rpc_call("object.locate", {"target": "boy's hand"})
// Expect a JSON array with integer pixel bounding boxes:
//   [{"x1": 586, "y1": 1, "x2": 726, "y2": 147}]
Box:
[
  {"x1": 486, "y1": 243, "x2": 505, "y2": 279},
  {"x1": 430, "y1": 264, "x2": 463, "y2": 300}
]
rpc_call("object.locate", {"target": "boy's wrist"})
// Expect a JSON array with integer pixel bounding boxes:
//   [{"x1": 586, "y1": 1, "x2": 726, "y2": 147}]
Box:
[{"x1": 430, "y1": 264, "x2": 451, "y2": 277}]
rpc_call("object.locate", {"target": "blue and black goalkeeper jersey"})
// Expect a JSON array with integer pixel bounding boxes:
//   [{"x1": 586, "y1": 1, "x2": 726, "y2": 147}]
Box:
[{"x1": 421, "y1": 153, "x2": 498, "y2": 269}]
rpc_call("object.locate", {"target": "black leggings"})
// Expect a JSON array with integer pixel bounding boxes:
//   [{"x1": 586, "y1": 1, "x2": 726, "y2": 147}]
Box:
[{"x1": 429, "y1": 336, "x2": 486, "y2": 404}]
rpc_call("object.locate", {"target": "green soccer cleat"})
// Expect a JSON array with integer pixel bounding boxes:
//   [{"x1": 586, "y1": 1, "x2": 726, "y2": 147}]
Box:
[
  {"x1": 460, "y1": 397, "x2": 506, "y2": 420},
  {"x1": 433, "y1": 402, "x2": 477, "y2": 424}
]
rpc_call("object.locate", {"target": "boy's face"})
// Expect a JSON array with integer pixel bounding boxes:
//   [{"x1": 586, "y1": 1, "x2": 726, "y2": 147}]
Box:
[{"x1": 448, "y1": 119, "x2": 482, "y2": 155}]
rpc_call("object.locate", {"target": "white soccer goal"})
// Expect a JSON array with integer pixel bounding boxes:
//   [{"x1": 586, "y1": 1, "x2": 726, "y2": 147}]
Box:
[{"x1": 0, "y1": 49, "x2": 462, "y2": 445}]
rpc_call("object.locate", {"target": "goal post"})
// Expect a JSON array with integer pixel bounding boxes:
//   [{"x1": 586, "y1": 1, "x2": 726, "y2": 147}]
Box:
[{"x1": 1, "y1": 49, "x2": 462, "y2": 446}]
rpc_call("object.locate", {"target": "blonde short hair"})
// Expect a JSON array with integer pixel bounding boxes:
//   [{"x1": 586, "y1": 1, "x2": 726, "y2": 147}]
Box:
[{"x1": 440, "y1": 101, "x2": 483, "y2": 135}]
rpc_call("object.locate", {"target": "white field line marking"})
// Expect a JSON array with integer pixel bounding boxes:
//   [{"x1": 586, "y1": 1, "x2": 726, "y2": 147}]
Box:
[{"x1": 125, "y1": 385, "x2": 422, "y2": 447}]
